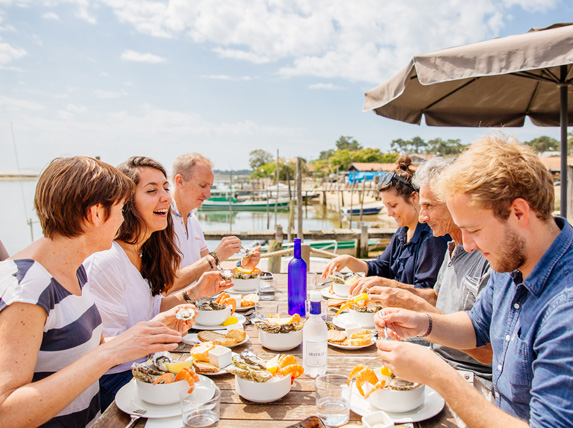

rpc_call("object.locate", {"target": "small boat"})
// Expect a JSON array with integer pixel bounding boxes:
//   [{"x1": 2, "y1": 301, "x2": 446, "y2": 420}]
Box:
[
  {"x1": 200, "y1": 197, "x2": 291, "y2": 212},
  {"x1": 341, "y1": 205, "x2": 383, "y2": 216}
]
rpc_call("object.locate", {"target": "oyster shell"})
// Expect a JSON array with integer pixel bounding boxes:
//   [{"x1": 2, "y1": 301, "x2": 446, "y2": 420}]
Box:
[
  {"x1": 254, "y1": 320, "x2": 304, "y2": 333},
  {"x1": 175, "y1": 307, "x2": 196, "y2": 321},
  {"x1": 330, "y1": 271, "x2": 365, "y2": 285},
  {"x1": 353, "y1": 302, "x2": 382, "y2": 313},
  {"x1": 131, "y1": 362, "x2": 164, "y2": 383},
  {"x1": 219, "y1": 269, "x2": 233, "y2": 281},
  {"x1": 228, "y1": 354, "x2": 273, "y2": 383},
  {"x1": 152, "y1": 351, "x2": 173, "y2": 372},
  {"x1": 195, "y1": 300, "x2": 227, "y2": 311}
]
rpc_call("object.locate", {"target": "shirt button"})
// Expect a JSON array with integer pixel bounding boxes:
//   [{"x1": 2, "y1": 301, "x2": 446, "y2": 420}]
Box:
[
  {"x1": 498, "y1": 364, "x2": 502, "y2": 371},
  {"x1": 505, "y1": 335, "x2": 510, "y2": 341},
  {"x1": 514, "y1": 303, "x2": 520, "y2": 309}
]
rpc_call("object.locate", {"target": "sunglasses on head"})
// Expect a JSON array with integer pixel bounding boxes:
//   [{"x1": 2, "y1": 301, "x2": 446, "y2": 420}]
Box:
[{"x1": 379, "y1": 172, "x2": 418, "y2": 192}]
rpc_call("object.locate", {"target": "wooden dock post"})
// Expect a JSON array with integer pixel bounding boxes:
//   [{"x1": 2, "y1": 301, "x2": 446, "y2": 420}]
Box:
[
  {"x1": 301, "y1": 243, "x2": 311, "y2": 272},
  {"x1": 268, "y1": 224, "x2": 283, "y2": 273},
  {"x1": 357, "y1": 223, "x2": 369, "y2": 258}
]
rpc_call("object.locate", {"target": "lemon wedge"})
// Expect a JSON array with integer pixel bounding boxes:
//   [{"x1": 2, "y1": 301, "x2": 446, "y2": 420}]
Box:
[
  {"x1": 265, "y1": 355, "x2": 280, "y2": 373},
  {"x1": 165, "y1": 360, "x2": 193, "y2": 374},
  {"x1": 380, "y1": 366, "x2": 393, "y2": 377},
  {"x1": 236, "y1": 266, "x2": 254, "y2": 274},
  {"x1": 222, "y1": 316, "x2": 238, "y2": 326},
  {"x1": 268, "y1": 314, "x2": 300, "y2": 325}
]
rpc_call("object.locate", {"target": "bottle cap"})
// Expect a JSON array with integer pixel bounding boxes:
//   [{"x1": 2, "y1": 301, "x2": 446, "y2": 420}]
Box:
[{"x1": 309, "y1": 290, "x2": 321, "y2": 302}]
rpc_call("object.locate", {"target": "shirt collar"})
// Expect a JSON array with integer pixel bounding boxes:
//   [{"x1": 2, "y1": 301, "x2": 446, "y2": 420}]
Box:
[
  {"x1": 513, "y1": 217, "x2": 572, "y2": 297},
  {"x1": 171, "y1": 201, "x2": 196, "y2": 220}
]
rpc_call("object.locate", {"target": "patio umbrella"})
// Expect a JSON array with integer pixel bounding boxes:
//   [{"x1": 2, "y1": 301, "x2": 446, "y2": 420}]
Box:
[{"x1": 363, "y1": 23, "x2": 573, "y2": 217}]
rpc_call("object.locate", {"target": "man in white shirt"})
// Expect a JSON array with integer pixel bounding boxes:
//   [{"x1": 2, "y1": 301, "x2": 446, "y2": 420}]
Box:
[{"x1": 170, "y1": 153, "x2": 260, "y2": 292}]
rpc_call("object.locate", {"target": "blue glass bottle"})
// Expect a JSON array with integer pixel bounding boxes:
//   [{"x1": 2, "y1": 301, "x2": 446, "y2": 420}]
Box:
[{"x1": 288, "y1": 238, "x2": 307, "y2": 316}]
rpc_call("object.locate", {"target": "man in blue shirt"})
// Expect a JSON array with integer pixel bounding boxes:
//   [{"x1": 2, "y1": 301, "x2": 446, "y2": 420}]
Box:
[{"x1": 375, "y1": 135, "x2": 573, "y2": 427}]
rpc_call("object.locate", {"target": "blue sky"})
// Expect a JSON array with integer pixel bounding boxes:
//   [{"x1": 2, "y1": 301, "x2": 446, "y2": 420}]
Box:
[{"x1": 0, "y1": 0, "x2": 571, "y2": 172}]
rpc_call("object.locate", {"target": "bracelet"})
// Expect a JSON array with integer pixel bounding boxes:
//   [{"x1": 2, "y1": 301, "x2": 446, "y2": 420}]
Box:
[
  {"x1": 209, "y1": 251, "x2": 219, "y2": 266},
  {"x1": 420, "y1": 313, "x2": 433, "y2": 337},
  {"x1": 182, "y1": 290, "x2": 194, "y2": 304},
  {"x1": 205, "y1": 256, "x2": 214, "y2": 269}
]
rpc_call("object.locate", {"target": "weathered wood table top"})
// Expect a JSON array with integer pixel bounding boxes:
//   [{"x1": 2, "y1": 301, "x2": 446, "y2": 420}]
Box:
[{"x1": 93, "y1": 274, "x2": 479, "y2": 428}]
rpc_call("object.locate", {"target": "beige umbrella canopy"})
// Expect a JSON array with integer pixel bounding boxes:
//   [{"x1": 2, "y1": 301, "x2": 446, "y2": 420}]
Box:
[{"x1": 364, "y1": 23, "x2": 573, "y2": 217}]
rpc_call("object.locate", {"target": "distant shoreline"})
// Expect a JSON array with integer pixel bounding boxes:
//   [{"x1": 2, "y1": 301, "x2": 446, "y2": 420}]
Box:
[{"x1": 0, "y1": 175, "x2": 39, "y2": 181}]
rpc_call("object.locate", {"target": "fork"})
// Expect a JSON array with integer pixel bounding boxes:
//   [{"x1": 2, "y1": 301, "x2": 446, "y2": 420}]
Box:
[{"x1": 125, "y1": 408, "x2": 146, "y2": 428}]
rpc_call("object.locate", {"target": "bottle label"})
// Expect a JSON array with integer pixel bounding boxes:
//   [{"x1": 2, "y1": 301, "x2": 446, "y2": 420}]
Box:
[{"x1": 305, "y1": 340, "x2": 327, "y2": 367}]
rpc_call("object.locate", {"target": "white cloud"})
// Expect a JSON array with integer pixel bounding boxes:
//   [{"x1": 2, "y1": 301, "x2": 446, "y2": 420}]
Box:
[
  {"x1": 120, "y1": 49, "x2": 166, "y2": 64},
  {"x1": 309, "y1": 83, "x2": 344, "y2": 90},
  {"x1": 202, "y1": 74, "x2": 253, "y2": 81},
  {"x1": 94, "y1": 89, "x2": 123, "y2": 99},
  {"x1": 0, "y1": 41, "x2": 26, "y2": 65},
  {"x1": 91, "y1": 0, "x2": 561, "y2": 84},
  {"x1": 42, "y1": 12, "x2": 60, "y2": 21}
]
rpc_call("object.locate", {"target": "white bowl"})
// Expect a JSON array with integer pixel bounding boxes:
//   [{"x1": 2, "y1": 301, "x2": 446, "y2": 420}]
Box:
[
  {"x1": 361, "y1": 411, "x2": 394, "y2": 428},
  {"x1": 258, "y1": 329, "x2": 303, "y2": 351},
  {"x1": 230, "y1": 277, "x2": 260, "y2": 292},
  {"x1": 367, "y1": 383, "x2": 425, "y2": 413},
  {"x1": 195, "y1": 305, "x2": 232, "y2": 326},
  {"x1": 235, "y1": 374, "x2": 291, "y2": 403},
  {"x1": 348, "y1": 308, "x2": 376, "y2": 328},
  {"x1": 332, "y1": 282, "x2": 351, "y2": 298},
  {"x1": 135, "y1": 378, "x2": 190, "y2": 405}
]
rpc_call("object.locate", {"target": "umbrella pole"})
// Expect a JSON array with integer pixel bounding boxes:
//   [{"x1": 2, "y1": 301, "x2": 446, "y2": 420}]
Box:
[{"x1": 560, "y1": 65, "x2": 568, "y2": 219}]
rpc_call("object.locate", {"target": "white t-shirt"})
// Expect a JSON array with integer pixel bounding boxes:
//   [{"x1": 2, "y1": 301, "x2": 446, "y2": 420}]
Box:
[
  {"x1": 172, "y1": 203, "x2": 208, "y2": 268},
  {"x1": 84, "y1": 241, "x2": 162, "y2": 374}
]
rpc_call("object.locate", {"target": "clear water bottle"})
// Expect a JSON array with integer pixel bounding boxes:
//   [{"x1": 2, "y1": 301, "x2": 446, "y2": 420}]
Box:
[
  {"x1": 288, "y1": 238, "x2": 307, "y2": 316},
  {"x1": 303, "y1": 290, "x2": 328, "y2": 378}
]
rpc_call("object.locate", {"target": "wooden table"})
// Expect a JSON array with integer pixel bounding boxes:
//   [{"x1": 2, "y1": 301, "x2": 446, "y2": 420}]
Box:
[{"x1": 93, "y1": 274, "x2": 480, "y2": 428}]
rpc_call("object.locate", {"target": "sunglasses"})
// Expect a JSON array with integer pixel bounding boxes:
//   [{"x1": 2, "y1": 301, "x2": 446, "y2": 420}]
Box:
[{"x1": 379, "y1": 172, "x2": 418, "y2": 192}]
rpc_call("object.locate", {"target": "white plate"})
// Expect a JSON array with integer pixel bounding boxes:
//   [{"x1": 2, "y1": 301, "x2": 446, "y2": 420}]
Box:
[
  {"x1": 182, "y1": 332, "x2": 249, "y2": 348},
  {"x1": 115, "y1": 375, "x2": 215, "y2": 419},
  {"x1": 191, "y1": 313, "x2": 246, "y2": 331},
  {"x1": 234, "y1": 303, "x2": 256, "y2": 312},
  {"x1": 328, "y1": 339, "x2": 375, "y2": 350},
  {"x1": 226, "y1": 286, "x2": 258, "y2": 294},
  {"x1": 344, "y1": 385, "x2": 445, "y2": 424},
  {"x1": 193, "y1": 352, "x2": 238, "y2": 376},
  {"x1": 333, "y1": 313, "x2": 353, "y2": 329},
  {"x1": 321, "y1": 286, "x2": 340, "y2": 300}
]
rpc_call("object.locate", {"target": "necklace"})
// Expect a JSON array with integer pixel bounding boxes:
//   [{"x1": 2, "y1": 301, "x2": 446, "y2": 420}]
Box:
[{"x1": 125, "y1": 246, "x2": 143, "y2": 258}]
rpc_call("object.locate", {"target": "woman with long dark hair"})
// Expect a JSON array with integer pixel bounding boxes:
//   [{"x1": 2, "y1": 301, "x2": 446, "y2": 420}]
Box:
[
  {"x1": 85, "y1": 156, "x2": 231, "y2": 410},
  {"x1": 322, "y1": 155, "x2": 448, "y2": 303}
]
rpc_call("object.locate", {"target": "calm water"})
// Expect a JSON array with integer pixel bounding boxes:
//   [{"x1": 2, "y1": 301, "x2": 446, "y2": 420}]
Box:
[{"x1": 0, "y1": 179, "x2": 378, "y2": 255}]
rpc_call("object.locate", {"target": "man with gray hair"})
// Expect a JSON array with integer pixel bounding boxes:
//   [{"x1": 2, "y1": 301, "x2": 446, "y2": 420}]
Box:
[
  {"x1": 169, "y1": 153, "x2": 260, "y2": 291},
  {"x1": 367, "y1": 156, "x2": 492, "y2": 383}
]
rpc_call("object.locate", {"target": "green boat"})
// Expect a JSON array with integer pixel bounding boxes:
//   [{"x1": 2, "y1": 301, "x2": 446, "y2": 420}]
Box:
[{"x1": 199, "y1": 197, "x2": 291, "y2": 212}]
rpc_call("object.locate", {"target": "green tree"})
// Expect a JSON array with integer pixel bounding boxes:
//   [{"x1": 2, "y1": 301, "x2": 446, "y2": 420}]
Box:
[
  {"x1": 523, "y1": 136, "x2": 560, "y2": 154},
  {"x1": 352, "y1": 148, "x2": 385, "y2": 163},
  {"x1": 426, "y1": 138, "x2": 465, "y2": 155},
  {"x1": 249, "y1": 149, "x2": 274, "y2": 170},
  {"x1": 329, "y1": 149, "x2": 354, "y2": 171},
  {"x1": 249, "y1": 159, "x2": 300, "y2": 180},
  {"x1": 319, "y1": 149, "x2": 335, "y2": 160},
  {"x1": 336, "y1": 136, "x2": 362, "y2": 152}
]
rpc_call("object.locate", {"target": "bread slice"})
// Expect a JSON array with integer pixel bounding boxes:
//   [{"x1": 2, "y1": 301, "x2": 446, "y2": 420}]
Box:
[
  {"x1": 225, "y1": 329, "x2": 246, "y2": 343},
  {"x1": 327, "y1": 299, "x2": 346, "y2": 309},
  {"x1": 197, "y1": 331, "x2": 237, "y2": 347},
  {"x1": 327, "y1": 329, "x2": 347, "y2": 343},
  {"x1": 192, "y1": 360, "x2": 220, "y2": 374}
]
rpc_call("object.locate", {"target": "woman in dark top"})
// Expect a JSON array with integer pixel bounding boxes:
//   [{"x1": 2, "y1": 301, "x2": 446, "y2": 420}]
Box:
[{"x1": 322, "y1": 156, "x2": 447, "y2": 302}]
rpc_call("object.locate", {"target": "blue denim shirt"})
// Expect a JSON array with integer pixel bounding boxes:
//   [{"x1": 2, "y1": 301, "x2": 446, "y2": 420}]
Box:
[
  {"x1": 469, "y1": 217, "x2": 573, "y2": 426},
  {"x1": 366, "y1": 222, "x2": 448, "y2": 288}
]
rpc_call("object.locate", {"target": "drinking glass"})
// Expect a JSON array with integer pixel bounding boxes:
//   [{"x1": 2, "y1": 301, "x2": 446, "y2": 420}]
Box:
[
  {"x1": 258, "y1": 271, "x2": 276, "y2": 301},
  {"x1": 307, "y1": 272, "x2": 318, "y2": 290},
  {"x1": 254, "y1": 301, "x2": 279, "y2": 321},
  {"x1": 181, "y1": 385, "x2": 221, "y2": 428},
  {"x1": 315, "y1": 374, "x2": 352, "y2": 427}
]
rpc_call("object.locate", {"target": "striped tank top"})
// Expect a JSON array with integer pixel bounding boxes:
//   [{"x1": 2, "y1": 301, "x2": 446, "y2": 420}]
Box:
[{"x1": 0, "y1": 259, "x2": 103, "y2": 427}]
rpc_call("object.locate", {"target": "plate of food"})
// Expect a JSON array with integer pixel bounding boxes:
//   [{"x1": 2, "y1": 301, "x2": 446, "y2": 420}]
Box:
[
  {"x1": 183, "y1": 329, "x2": 249, "y2": 348},
  {"x1": 185, "y1": 344, "x2": 239, "y2": 376},
  {"x1": 327, "y1": 329, "x2": 375, "y2": 350},
  {"x1": 191, "y1": 312, "x2": 246, "y2": 331},
  {"x1": 231, "y1": 293, "x2": 259, "y2": 312}
]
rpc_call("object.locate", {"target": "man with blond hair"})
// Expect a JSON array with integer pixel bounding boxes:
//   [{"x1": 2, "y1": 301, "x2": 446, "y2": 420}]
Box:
[
  {"x1": 169, "y1": 153, "x2": 259, "y2": 291},
  {"x1": 375, "y1": 135, "x2": 573, "y2": 427}
]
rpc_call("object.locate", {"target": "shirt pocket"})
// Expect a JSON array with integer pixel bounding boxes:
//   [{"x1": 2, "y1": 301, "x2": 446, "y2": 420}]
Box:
[
  {"x1": 504, "y1": 334, "x2": 533, "y2": 394},
  {"x1": 461, "y1": 276, "x2": 480, "y2": 310}
]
